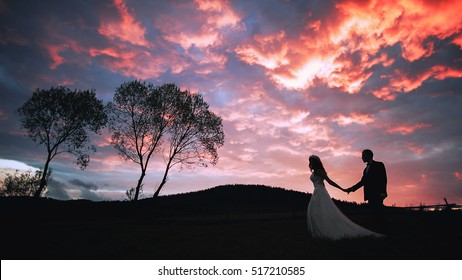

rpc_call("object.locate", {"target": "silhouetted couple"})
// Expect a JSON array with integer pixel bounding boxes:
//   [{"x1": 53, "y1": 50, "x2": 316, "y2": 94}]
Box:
[{"x1": 307, "y1": 149, "x2": 387, "y2": 240}]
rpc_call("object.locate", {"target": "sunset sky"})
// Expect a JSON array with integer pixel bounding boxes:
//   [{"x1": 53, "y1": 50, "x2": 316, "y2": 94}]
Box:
[{"x1": 1, "y1": 0, "x2": 461, "y2": 206}]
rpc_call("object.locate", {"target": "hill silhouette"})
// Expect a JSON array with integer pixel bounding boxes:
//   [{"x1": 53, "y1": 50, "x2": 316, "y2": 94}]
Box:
[
  {"x1": 1, "y1": 184, "x2": 461, "y2": 259},
  {"x1": 144, "y1": 184, "x2": 311, "y2": 214},
  {"x1": 1, "y1": 184, "x2": 367, "y2": 222},
  {"x1": 2, "y1": 184, "x2": 309, "y2": 222}
]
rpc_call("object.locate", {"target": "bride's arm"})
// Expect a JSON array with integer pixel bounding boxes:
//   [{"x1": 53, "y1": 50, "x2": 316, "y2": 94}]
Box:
[
  {"x1": 326, "y1": 177, "x2": 344, "y2": 191},
  {"x1": 315, "y1": 169, "x2": 345, "y2": 191}
]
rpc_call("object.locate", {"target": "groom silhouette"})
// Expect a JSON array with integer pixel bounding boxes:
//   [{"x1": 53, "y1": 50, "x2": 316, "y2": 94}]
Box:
[{"x1": 347, "y1": 149, "x2": 387, "y2": 231}]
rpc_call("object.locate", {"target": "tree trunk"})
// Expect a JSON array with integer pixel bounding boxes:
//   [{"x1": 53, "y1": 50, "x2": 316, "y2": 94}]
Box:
[
  {"x1": 34, "y1": 153, "x2": 51, "y2": 198},
  {"x1": 153, "y1": 157, "x2": 173, "y2": 198},
  {"x1": 134, "y1": 170, "x2": 146, "y2": 201},
  {"x1": 153, "y1": 178, "x2": 166, "y2": 198}
]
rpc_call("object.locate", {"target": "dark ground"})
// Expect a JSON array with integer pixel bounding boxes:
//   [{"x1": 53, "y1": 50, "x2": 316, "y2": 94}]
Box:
[{"x1": 1, "y1": 185, "x2": 461, "y2": 260}]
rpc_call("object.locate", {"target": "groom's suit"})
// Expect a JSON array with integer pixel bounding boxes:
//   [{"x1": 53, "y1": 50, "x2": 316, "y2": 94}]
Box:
[{"x1": 350, "y1": 160, "x2": 387, "y2": 206}]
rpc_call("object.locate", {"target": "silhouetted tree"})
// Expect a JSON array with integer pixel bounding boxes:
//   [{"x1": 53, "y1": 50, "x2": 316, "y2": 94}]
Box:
[
  {"x1": 0, "y1": 169, "x2": 51, "y2": 197},
  {"x1": 17, "y1": 86, "x2": 107, "y2": 197},
  {"x1": 153, "y1": 87, "x2": 224, "y2": 197},
  {"x1": 106, "y1": 81, "x2": 174, "y2": 201},
  {"x1": 125, "y1": 185, "x2": 144, "y2": 201}
]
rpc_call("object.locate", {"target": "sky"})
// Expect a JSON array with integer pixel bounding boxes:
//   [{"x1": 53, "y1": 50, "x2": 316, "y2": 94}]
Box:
[{"x1": 0, "y1": 0, "x2": 461, "y2": 206}]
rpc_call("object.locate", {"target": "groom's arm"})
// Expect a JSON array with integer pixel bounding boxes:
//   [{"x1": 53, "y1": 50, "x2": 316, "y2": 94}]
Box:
[
  {"x1": 348, "y1": 170, "x2": 366, "y2": 192},
  {"x1": 349, "y1": 180, "x2": 364, "y2": 192}
]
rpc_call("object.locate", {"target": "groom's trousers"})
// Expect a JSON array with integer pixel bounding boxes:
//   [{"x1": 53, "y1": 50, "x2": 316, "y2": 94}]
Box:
[{"x1": 368, "y1": 198, "x2": 387, "y2": 233}]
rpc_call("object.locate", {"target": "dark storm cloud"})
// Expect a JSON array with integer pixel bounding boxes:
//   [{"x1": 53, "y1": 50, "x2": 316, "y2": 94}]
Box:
[
  {"x1": 47, "y1": 177, "x2": 104, "y2": 201},
  {"x1": 69, "y1": 178, "x2": 99, "y2": 191},
  {"x1": 46, "y1": 179, "x2": 72, "y2": 200}
]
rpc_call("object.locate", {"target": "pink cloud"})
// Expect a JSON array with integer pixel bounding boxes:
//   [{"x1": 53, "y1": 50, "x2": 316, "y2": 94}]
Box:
[
  {"x1": 98, "y1": 0, "x2": 150, "y2": 47},
  {"x1": 39, "y1": 0, "x2": 179, "y2": 78},
  {"x1": 92, "y1": 132, "x2": 113, "y2": 149},
  {"x1": 89, "y1": 47, "x2": 120, "y2": 58},
  {"x1": 455, "y1": 171, "x2": 462, "y2": 181},
  {"x1": 45, "y1": 39, "x2": 86, "y2": 69},
  {"x1": 89, "y1": 46, "x2": 153, "y2": 76},
  {"x1": 371, "y1": 88, "x2": 397, "y2": 101},
  {"x1": 89, "y1": 154, "x2": 140, "y2": 173},
  {"x1": 41, "y1": 0, "x2": 243, "y2": 80},
  {"x1": 145, "y1": 0, "x2": 244, "y2": 76},
  {"x1": 386, "y1": 123, "x2": 431, "y2": 135},
  {"x1": 405, "y1": 142, "x2": 425, "y2": 155},
  {"x1": 389, "y1": 68, "x2": 435, "y2": 93},
  {"x1": 167, "y1": 32, "x2": 220, "y2": 50},
  {"x1": 47, "y1": 45, "x2": 65, "y2": 69},
  {"x1": 158, "y1": 0, "x2": 242, "y2": 50},
  {"x1": 88, "y1": 41, "x2": 190, "y2": 79}
]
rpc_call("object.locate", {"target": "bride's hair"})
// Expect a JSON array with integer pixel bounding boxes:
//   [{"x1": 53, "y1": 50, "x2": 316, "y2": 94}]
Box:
[{"x1": 309, "y1": 155, "x2": 327, "y2": 176}]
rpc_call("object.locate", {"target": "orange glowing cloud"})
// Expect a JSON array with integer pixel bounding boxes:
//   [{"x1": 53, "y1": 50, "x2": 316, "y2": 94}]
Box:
[
  {"x1": 395, "y1": 0, "x2": 462, "y2": 61},
  {"x1": 328, "y1": 69, "x2": 373, "y2": 94},
  {"x1": 235, "y1": 0, "x2": 462, "y2": 96},
  {"x1": 375, "y1": 65, "x2": 462, "y2": 99},
  {"x1": 195, "y1": 0, "x2": 241, "y2": 28},
  {"x1": 235, "y1": 31, "x2": 289, "y2": 70},
  {"x1": 333, "y1": 113, "x2": 375, "y2": 126},
  {"x1": 334, "y1": 0, "x2": 462, "y2": 61},
  {"x1": 453, "y1": 34, "x2": 462, "y2": 49},
  {"x1": 274, "y1": 57, "x2": 337, "y2": 90},
  {"x1": 98, "y1": 0, "x2": 150, "y2": 47},
  {"x1": 432, "y1": 66, "x2": 462, "y2": 80}
]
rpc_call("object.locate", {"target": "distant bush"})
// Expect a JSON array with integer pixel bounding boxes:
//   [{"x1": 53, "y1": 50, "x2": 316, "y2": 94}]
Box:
[
  {"x1": 0, "y1": 169, "x2": 51, "y2": 197},
  {"x1": 125, "y1": 185, "x2": 144, "y2": 201}
]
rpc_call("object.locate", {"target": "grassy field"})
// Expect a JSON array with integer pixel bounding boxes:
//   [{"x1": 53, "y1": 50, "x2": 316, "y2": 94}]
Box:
[
  {"x1": 1, "y1": 185, "x2": 461, "y2": 260},
  {"x1": 2, "y1": 206, "x2": 461, "y2": 259}
]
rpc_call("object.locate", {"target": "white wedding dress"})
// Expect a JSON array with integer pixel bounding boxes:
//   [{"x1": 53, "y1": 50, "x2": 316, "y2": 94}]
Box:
[{"x1": 307, "y1": 173, "x2": 382, "y2": 240}]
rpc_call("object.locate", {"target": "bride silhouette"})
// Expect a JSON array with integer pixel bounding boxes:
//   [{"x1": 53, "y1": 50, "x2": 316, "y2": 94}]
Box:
[{"x1": 307, "y1": 155, "x2": 382, "y2": 239}]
